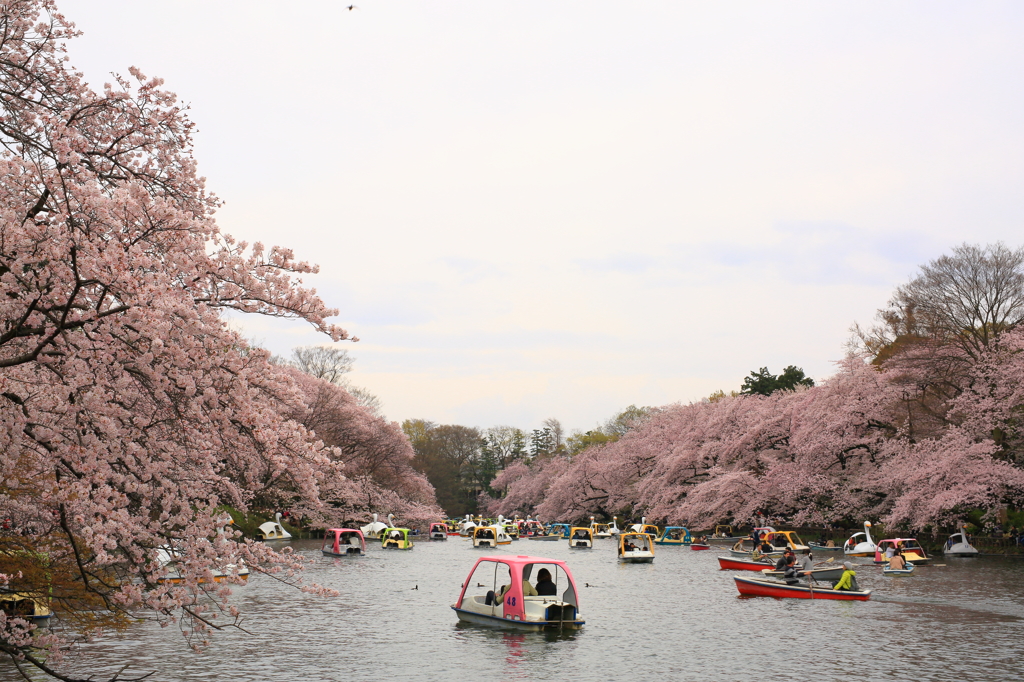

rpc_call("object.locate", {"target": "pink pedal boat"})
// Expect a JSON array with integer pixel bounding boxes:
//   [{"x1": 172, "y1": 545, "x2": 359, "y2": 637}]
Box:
[{"x1": 452, "y1": 555, "x2": 585, "y2": 631}]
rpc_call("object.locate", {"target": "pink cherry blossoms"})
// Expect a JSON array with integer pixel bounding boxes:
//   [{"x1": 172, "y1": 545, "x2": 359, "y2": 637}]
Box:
[
  {"x1": 0, "y1": 2, "x2": 437, "y2": 678},
  {"x1": 487, "y1": 350, "x2": 1024, "y2": 532}
]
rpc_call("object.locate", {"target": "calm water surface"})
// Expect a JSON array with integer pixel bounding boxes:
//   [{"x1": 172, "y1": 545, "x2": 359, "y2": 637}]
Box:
[{"x1": 5, "y1": 538, "x2": 1023, "y2": 681}]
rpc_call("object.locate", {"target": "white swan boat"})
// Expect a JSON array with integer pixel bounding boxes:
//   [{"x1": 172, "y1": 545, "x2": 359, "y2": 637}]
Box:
[
  {"x1": 257, "y1": 512, "x2": 292, "y2": 540},
  {"x1": 843, "y1": 521, "x2": 877, "y2": 557},
  {"x1": 943, "y1": 523, "x2": 980, "y2": 557},
  {"x1": 361, "y1": 513, "x2": 393, "y2": 540}
]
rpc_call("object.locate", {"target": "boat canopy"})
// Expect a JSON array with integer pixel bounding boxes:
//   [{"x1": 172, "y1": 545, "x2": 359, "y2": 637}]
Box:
[
  {"x1": 323, "y1": 528, "x2": 366, "y2": 554},
  {"x1": 455, "y1": 555, "x2": 580, "y2": 618}
]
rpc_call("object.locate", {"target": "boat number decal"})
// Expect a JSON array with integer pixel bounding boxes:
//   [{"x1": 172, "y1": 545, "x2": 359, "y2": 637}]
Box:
[{"x1": 506, "y1": 596, "x2": 516, "y2": 606}]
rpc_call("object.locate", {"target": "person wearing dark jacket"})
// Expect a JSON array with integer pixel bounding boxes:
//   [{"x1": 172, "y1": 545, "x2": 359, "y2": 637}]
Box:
[{"x1": 535, "y1": 568, "x2": 557, "y2": 596}]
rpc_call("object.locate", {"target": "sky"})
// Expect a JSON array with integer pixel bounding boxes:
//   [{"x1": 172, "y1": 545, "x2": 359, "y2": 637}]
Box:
[{"x1": 58, "y1": 1, "x2": 1024, "y2": 434}]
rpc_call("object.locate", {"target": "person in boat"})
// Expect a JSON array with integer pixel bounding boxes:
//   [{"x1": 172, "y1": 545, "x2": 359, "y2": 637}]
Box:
[
  {"x1": 825, "y1": 538, "x2": 836, "y2": 548},
  {"x1": 535, "y1": 568, "x2": 557, "y2": 596},
  {"x1": 889, "y1": 551, "x2": 907, "y2": 571},
  {"x1": 773, "y1": 535, "x2": 788, "y2": 549},
  {"x1": 782, "y1": 555, "x2": 802, "y2": 585},
  {"x1": 759, "y1": 539, "x2": 774, "y2": 554},
  {"x1": 775, "y1": 549, "x2": 795, "y2": 571},
  {"x1": 798, "y1": 552, "x2": 815, "y2": 574},
  {"x1": 885, "y1": 544, "x2": 896, "y2": 560},
  {"x1": 499, "y1": 579, "x2": 539, "y2": 599},
  {"x1": 624, "y1": 540, "x2": 638, "y2": 552},
  {"x1": 572, "y1": 529, "x2": 588, "y2": 540},
  {"x1": 732, "y1": 538, "x2": 746, "y2": 551},
  {"x1": 833, "y1": 562, "x2": 857, "y2": 591}
]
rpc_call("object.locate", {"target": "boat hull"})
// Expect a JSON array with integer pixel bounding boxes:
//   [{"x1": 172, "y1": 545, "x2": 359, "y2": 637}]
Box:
[
  {"x1": 618, "y1": 556, "x2": 654, "y2": 563},
  {"x1": 451, "y1": 607, "x2": 584, "y2": 631},
  {"x1": 718, "y1": 556, "x2": 776, "y2": 572},
  {"x1": 734, "y1": 576, "x2": 871, "y2": 601},
  {"x1": 527, "y1": 536, "x2": 560, "y2": 541},
  {"x1": 808, "y1": 544, "x2": 843, "y2": 552},
  {"x1": 882, "y1": 566, "x2": 916, "y2": 576},
  {"x1": 322, "y1": 549, "x2": 362, "y2": 556},
  {"x1": 690, "y1": 544, "x2": 710, "y2": 550}
]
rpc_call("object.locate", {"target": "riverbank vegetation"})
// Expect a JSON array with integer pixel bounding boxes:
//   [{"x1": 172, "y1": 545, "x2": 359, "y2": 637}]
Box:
[{"x1": 482, "y1": 243, "x2": 1024, "y2": 533}]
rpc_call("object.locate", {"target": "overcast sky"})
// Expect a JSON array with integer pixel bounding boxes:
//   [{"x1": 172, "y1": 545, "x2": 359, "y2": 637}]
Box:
[{"x1": 59, "y1": 1, "x2": 1024, "y2": 433}]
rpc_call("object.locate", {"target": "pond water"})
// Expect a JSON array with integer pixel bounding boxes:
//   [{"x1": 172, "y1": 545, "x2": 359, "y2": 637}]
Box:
[{"x1": 4, "y1": 537, "x2": 1023, "y2": 682}]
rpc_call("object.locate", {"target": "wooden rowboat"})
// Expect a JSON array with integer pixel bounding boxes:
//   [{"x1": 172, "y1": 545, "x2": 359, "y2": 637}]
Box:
[
  {"x1": 718, "y1": 555, "x2": 777, "y2": 572},
  {"x1": 690, "y1": 543, "x2": 711, "y2": 550},
  {"x1": 733, "y1": 575, "x2": 871, "y2": 601}
]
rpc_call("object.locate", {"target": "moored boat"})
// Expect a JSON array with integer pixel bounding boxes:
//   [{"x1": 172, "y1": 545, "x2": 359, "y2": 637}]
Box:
[
  {"x1": 943, "y1": 523, "x2": 980, "y2": 558},
  {"x1": 733, "y1": 575, "x2": 871, "y2": 600},
  {"x1": 617, "y1": 532, "x2": 655, "y2": 563},
  {"x1": 452, "y1": 555, "x2": 585, "y2": 631},
  {"x1": 322, "y1": 528, "x2": 366, "y2": 556}
]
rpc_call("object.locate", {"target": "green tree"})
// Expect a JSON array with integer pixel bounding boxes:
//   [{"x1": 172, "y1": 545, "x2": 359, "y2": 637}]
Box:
[
  {"x1": 740, "y1": 366, "x2": 814, "y2": 396},
  {"x1": 403, "y1": 420, "x2": 482, "y2": 516}
]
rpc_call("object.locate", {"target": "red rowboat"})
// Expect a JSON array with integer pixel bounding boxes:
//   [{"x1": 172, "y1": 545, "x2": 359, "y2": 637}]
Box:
[
  {"x1": 690, "y1": 543, "x2": 711, "y2": 550},
  {"x1": 733, "y1": 575, "x2": 871, "y2": 601},
  {"x1": 717, "y1": 555, "x2": 776, "y2": 572}
]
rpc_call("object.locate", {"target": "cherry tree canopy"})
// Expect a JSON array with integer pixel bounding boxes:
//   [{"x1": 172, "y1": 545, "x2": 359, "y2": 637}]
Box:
[{"x1": 0, "y1": 2, "x2": 435, "y2": 678}]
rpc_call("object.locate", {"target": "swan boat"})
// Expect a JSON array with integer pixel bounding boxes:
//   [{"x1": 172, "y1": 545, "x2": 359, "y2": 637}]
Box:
[
  {"x1": 590, "y1": 517, "x2": 612, "y2": 539},
  {"x1": 618, "y1": 532, "x2": 655, "y2": 563},
  {"x1": 155, "y1": 546, "x2": 249, "y2": 583},
  {"x1": 322, "y1": 528, "x2": 366, "y2": 556},
  {"x1": 361, "y1": 513, "x2": 394, "y2": 541},
  {"x1": 733, "y1": 575, "x2": 872, "y2": 600},
  {"x1": 629, "y1": 517, "x2": 661, "y2": 539},
  {"x1": 452, "y1": 555, "x2": 585, "y2": 631},
  {"x1": 257, "y1": 512, "x2": 292, "y2": 540},
  {"x1": 843, "y1": 521, "x2": 877, "y2": 557},
  {"x1": 943, "y1": 523, "x2": 980, "y2": 557}
]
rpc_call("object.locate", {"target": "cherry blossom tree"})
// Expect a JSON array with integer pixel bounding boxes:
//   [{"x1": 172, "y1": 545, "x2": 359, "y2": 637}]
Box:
[{"x1": 0, "y1": 2, "x2": 408, "y2": 678}]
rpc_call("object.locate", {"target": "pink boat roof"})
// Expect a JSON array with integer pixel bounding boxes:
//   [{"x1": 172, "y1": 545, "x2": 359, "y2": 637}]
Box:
[
  {"x1": 326, "y1": 528, "x2": 364, "y2": 535},
  {"x1": 472, "y1": 555, "x2": 570, "y2": 568}
]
